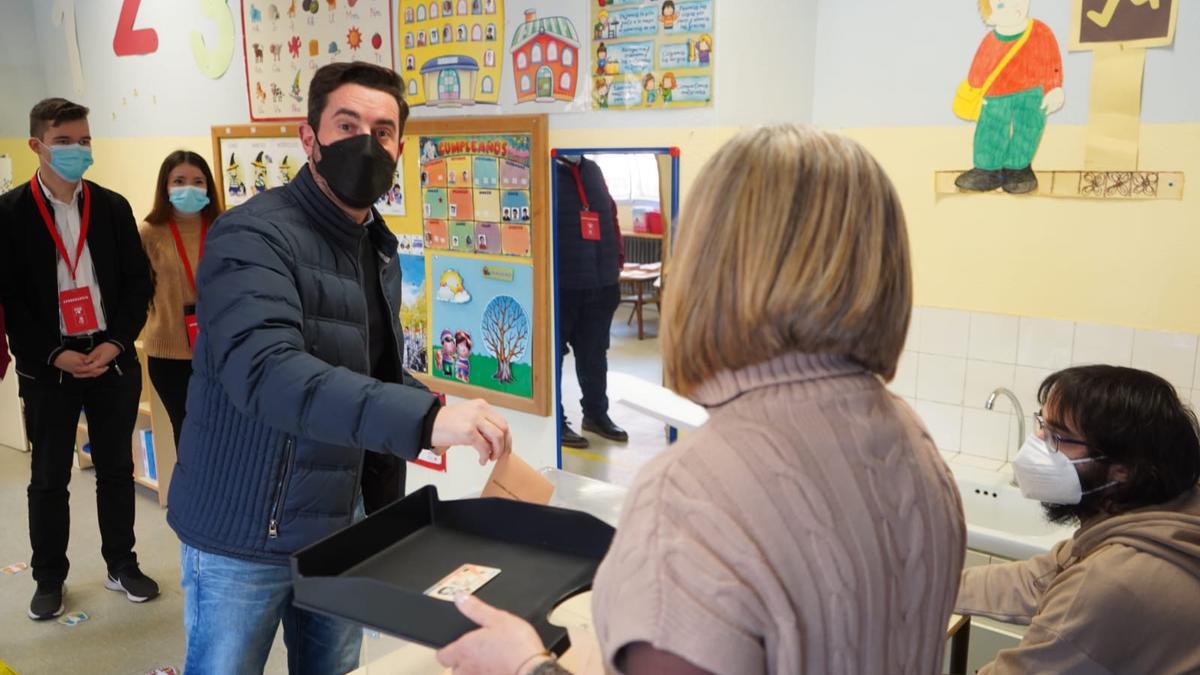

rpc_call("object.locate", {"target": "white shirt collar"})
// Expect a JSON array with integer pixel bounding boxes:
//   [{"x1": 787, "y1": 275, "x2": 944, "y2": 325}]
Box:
[{"x1": 36, "y1": 170, "x2": 83, "y2": 207}]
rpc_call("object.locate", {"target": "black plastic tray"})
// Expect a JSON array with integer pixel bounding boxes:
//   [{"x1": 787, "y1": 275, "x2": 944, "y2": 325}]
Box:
[{"x1": 291, "y1": 485, "x2": 615, "y2": 655}]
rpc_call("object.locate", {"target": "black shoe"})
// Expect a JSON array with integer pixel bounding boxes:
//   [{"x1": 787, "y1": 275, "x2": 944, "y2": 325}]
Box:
[
  {"x1": 561, "y1": 423, "x2": 589, "y2": 449},
  {"x1": 106, "y1": 567, "x2": 159, "y2": 603},
  {"x1": 1002, "y1": 166, "x2": 1038, "y2": 194},
  {"x1": 582, "y1": 416, "x2": 629, "y2": 443},
  {"x1": 28, "y1": 582, "x2": 65, "y2": 621},
  {"x1": 955, "y1": 168, "x2": 1006, "y2": 192}
]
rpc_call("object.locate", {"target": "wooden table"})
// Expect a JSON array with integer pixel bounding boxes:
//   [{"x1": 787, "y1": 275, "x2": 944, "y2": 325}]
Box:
[{"x1": 618, "y1": 266, "x2": 661, "y2": 340}]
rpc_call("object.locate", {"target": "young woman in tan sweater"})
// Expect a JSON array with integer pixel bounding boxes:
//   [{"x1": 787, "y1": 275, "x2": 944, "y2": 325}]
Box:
[
  {"x1": 435, "y1": 125, "x2": 967, "y2": 675},
  {"x1": 138, "y1": 151, "x2": 222, "y2": 445}
]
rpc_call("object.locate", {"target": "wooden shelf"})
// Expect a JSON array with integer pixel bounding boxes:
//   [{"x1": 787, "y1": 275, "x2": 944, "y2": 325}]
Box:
[
  {"x1": 134, "y1": 475, "x2": 159, "y2": 490},
  {"x1": 934, "y1": 170, "x2": 1184, "y2": 199}
]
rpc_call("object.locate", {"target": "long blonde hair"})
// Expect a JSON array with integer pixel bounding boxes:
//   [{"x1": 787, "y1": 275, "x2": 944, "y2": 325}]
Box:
[
  {"x1": 663, "y1": 125, "x2": 912, "y2": 397},
  {"x1": 978, "y1": 0, "x2": 993, "y2": 21}
]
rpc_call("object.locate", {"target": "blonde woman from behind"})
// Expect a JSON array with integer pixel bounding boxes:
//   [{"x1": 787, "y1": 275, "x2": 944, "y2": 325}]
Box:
[{"x1": 435, "y1": 125, "x2": 967, "y2": 675}]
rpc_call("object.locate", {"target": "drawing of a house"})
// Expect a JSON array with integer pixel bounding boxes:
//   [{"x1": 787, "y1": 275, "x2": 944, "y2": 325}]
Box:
[
  {"x1": 510, "y1": 9, "x2": 580, "y2": 103},
  {"x1": 420, "y1": 55, "x2": 482, "y2": 106}
]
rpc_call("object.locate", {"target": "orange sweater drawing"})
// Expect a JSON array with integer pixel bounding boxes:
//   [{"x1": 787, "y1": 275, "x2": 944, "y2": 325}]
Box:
[{"x1": 967, "y1": 19, "x2": 1062, "y2": 98}]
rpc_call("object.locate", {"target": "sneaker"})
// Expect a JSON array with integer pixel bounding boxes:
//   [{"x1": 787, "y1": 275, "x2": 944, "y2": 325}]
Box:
[
  {"x1": 1002, "y1": 166, "x2": 1039, "y2": 194},
  {"x1": 954, "y1": 168, "x2": 1006, "y2": 192},
  {"x1": 28, "y1": 582, "x2": 65, "y2": 621},
  {"x1": 561, "y1": 423, "x2": 590, "y2": 449},
  {"x1": 105, "y1": 567, "x2": 159, "y2": 603},
  {"x1": 582, "y1": 415, "x2": 630, "y2": 443}
]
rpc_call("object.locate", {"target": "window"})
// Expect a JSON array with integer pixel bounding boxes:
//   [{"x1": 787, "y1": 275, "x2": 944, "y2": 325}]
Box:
[
  {"x1": 520, "y1": 74, "x2": 531, "y2": 92},
  {"x1": 562, "y1": 48, "x2": 573, "y2": 67},
  {"x1": 591, "y1": 153, "x2": 663, "y2": 205},
  {"x1": 405, "y1": 8, "x2": 414, "y2": 23},
  {"x1": 405, "y1": 33, "x2": 414, "y2": 49},
  {"x1": 457, "y1": 0, "x2": 467, "y2": 14},
  {"x1": 472, "y1": 24, "x2": 482, "y2": 41},
  {"x1": 457, "y1": 25, "x2": 467, "y2": 41},
  {"x1": 429, "y1": 2, "x2": 437, "y2": 18},
  {"x1": 484, "y1": 49, "x2": 495, "y2": 67},
  {"x1": 560, "y1": 72, "x2": 571, "y2": 90},
  {"x1": 548, "y1": 43, "x2": 558, "y2": 62},
  {"x1": 417, "y1": 5, "x2": 426, "y2": 21},
  {"x1": 443, "y1": 0, "x2": 452, "y2": 14},
  {"x1": 430, "y1": 29, "x2": 439, "y2": 44},
  {"x1": 517, "y1": 52, "x2": 527, "y2": 69},
  {"x1": 443, "y1": 25, "x2": 452, "y2": 42},
  {"x1": 486, "y1": 24, "x2": 496, "y2": 40},
  {"x1": 406, "y1": 55, "x2": 415, "y2": 70},
  {"x1": 409, "y1": 79, "x2": 418, "y2": 96},
  {"x1": 531, "y1": 44, "x2": 542, "y2": 63},
  {"x1": 482, "y1": 76, "x2": 494, "y2": 94}
]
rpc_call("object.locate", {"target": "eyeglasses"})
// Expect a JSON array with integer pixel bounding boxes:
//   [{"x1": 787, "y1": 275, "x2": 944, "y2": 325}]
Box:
[{"x1": 1033, "y1": 411, "x2": 1088, "y2": 453}]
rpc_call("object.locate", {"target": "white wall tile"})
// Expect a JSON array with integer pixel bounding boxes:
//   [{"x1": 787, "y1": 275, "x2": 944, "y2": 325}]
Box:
[
  {"x1": 964, "y1": 360, "x2": 1017, "y2": 411},
  {"x1": 1190, "y1": 390, "x2": 1200, "y2": 412},
  {"x1": 1132, "y1": 329, "x2": 1198, "y2": 389},
  {"x1": 952, "y1": 454, "x2": 1007, "y2": 472},
  {"x1": 913, "y1": 400, "x2": 963, "y2": 452},
  {"x1": 903, "y1": 307, "x2": 923, "y2": 353},
  {"x1": 888, "y1": 351, "x2": 918, "y2": 398},
  {"x1": 1072, "y1": 322, "x2": 1134, "y2": 366},
  {"x1": 1017, "y1": 318, "x2": 1075, "y2": 370},
  {"x1": 1013, "y1": 366, "x2": 1054, "y2": 419},
  {"x1": 1009, "y1": 414, "x2": 1033, "y2": 456},
  {"x1": 916, "y1": 354, "x2": 967, "y2": 405},
  {"x1": 919, "y1": 308, "x2": 970, "y2": 358},
  {"x1": 961, "y1": 408, "x2": 1013, "y2": 462},
  {"x1": 968, "y1": 312, "x2": 1020, "y2": 364}
]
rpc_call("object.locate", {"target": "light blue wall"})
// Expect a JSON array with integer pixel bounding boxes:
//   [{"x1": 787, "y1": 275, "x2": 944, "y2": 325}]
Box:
[
  {"x1": 812, "y1": 0, "x2": 1200, "y2": 127},
  {"x1": 0, "y1": 1, "x2": 47, "y2": 136}
]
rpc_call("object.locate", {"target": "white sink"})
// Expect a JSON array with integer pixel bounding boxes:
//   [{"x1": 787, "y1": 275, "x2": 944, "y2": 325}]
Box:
[{"x1": 949, "y1": 461, "x2": 1075, "y2": 560}]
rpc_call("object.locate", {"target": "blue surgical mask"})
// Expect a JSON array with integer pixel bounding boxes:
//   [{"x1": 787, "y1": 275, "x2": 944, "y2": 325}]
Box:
[
  {"x1": 169, "y1": 186, "x2": 211, "y2": 214},
  {"x1": 43, "y1": 143, "x2": 93, "y2": 182}
]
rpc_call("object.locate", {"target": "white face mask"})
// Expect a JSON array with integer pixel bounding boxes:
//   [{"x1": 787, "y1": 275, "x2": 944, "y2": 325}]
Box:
[{"x1": 1012, "y1": 434, "x2": 1115, "y2": 505}]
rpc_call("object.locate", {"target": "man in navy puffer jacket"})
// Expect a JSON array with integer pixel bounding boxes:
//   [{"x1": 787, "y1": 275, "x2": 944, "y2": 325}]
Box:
[{"x1": 167, "y1": 62, "x2": 512, "y2": 674}]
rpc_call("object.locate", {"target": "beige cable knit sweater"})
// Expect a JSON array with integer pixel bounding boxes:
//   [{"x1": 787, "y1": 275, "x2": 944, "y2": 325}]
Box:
[
  {"x1": 592, "y1": 353, "x2": 966, "y2": 674},
  {"x1": 138, "y1": 218, "x2": 204, "y2": 359}
]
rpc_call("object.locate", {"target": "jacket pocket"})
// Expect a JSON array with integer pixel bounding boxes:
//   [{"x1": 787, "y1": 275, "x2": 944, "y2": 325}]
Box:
[{"x1": 267, "y1": 436, "x2": 295, "y2": 540}]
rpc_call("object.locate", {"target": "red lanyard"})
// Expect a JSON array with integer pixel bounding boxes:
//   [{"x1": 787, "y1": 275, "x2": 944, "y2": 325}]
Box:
[
  {"x1": 168, "y1": 219, "x2": 207, "y2": 293},
  {"x1": 30, "y1": 172, "x2": 91, "y2": 282},
  {"x1": 569, "y1": 164, "x2": 591, "y2": 212}
]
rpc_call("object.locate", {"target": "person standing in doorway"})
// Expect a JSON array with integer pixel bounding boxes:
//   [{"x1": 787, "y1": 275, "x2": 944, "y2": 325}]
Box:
[
  {"x1": 555, "y1": 154, "x2": 627, "y2": 449},
  {"x1": 0, "y1": 98, "x2": 158, "y2": 621},
  {"x1": 138, "y1": 151, "x2": 223, "y2": 446}
]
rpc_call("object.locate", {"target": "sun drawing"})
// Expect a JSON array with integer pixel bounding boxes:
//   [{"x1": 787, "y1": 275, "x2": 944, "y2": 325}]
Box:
[{"x1": 347, "y1": 26, "x2": 363, "y2": 50}]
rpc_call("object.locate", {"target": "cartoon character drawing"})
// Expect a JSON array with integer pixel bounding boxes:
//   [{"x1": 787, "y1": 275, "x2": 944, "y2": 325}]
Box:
[
  {"x1": 252, "y1": 43, "x2": 265, "y2": 63},
  {"x1": 421, "y1": 140, "x2": 439, "y2": 163},
  {"x1": 255, "y1": 82, "x2": 268, "y2": 103},
  {"x1": 954, "y1": 0, "x2": 1064, "y2": 195},
  {"x1": 596, "y1": 43, "x2": 608, "y2": 75},
  {"x1": 454, "y1": 330, "x2": 472, "y2": 383},
  {"x1": 290, "y1": 71, "x2": 304, "y2": 100},
  {"x1": 287, "y1": 35, "x2": 302, "y2": 58},
  {"x1": 436, "y1": 269, "x2": 471, "y2": 303},
  {"x1": 438, "y1": 329, "x2": 456, "y2": 377},
  {"x1": 660, "y1": 71, "x2": 677, "y2": 103},
  {"x1": 252, "y1": 152, "x2": 270, "y2": 194},
  {"x1": 226, "y1": 154, "x2": 247, "y2": 198},
  {"x1": 660, "y1": 0, "x2": 677, "y2": 30},
  {"x1": 270, "y1": 83, "x2": 284, "y2": 102},
  {"x1": 643, "y1": 73, "x2": 657, "y2": 104},
  {"x1": 277, "y1": 155, "x2": 295, "y2": 185},
  {"x1": 417, "y1": 31, "x2": 427, "y2": 47},
  {"x1": 250, "y1": 4, "x2": 263, "y2": 22},
  {"x1": 594, "y1": 78, "x2": 610, "y2": 109},
  {"x1": 269, "y1": 43, "x2": 283, "y2": 61},
  {"x1": 485, "y1": 23, "x2": 496, "y2": 40},
  {"x1": 471, "y1": 0, "x2": 481, "y2": 14},
  {"x1": 696, "y1": 33, "x2": 712, "y2": 65},
  {"x1": 594, "y1": 11, "x2": 607, "y2": 40}
]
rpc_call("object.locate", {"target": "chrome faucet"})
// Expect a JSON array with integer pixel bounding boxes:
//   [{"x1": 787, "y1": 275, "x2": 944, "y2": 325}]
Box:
[{"x1": 986, "y1": 387, "x2": 1025, "y2": 486}]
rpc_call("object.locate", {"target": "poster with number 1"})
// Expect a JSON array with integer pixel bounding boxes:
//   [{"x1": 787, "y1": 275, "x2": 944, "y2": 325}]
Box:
[{"x1": 241, "y1": 0, "x2": 396, "y2": 121}]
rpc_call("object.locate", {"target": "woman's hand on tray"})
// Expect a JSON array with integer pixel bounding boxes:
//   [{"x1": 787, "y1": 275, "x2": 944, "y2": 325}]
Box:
[
  {"x1": 431, "y1": 399, "x2": 514, "y2": 466},
  {"x1": 437, "y1": 593, "x2": 552, "y2": 675}
]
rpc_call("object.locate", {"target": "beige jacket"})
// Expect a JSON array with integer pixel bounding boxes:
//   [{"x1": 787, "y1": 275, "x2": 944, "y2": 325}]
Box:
[{"x1": 956, "y1": 486, "x2": 1200, "y2": 674}]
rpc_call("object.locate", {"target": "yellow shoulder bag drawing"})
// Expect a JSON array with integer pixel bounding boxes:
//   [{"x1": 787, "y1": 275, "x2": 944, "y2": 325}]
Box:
[{"x1": 953, "y1": 19, "x2": 1033, "y2": 121}]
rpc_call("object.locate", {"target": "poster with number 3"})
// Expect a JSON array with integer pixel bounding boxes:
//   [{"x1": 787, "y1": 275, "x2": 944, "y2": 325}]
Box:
[{"x1": 241, "y1": 0, "x2": 396, "y2": 121}]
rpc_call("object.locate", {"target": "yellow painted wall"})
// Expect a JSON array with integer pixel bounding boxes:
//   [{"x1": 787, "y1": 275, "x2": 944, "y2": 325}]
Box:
[{"x1": 6, "y1": 121, "x2": 1198, "y2": 332}]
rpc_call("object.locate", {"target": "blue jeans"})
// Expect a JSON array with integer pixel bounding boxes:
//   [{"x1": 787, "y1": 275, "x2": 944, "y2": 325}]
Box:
[{"x1": 180, "y1": 543, "x2": 362, "y2": 674}]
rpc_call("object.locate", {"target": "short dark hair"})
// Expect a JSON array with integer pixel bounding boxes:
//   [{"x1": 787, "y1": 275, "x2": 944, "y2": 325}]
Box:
[
  {"x1": 1039, "y1": 365, "x2": 1200, "y2": 515},
  {"x1": 307, "y1": 62, "x2": 409, "y2": 131},
  {"x1": 145, "y1": 151, "x2": 223, "y2": 226},
  {"x1": 30, "y1": 98, "x2": 90, "y2": 140}
]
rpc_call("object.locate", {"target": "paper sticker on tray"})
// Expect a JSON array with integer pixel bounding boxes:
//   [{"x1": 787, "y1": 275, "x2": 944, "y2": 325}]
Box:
[{"x1": 425, "y1": 564, "x2": 501, "y2": 602}]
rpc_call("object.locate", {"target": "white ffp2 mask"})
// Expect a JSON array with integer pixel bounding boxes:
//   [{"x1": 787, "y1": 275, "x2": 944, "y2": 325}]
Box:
[{"x1": 1012, "y1": 434, "x2": 1114, "y2": 505}]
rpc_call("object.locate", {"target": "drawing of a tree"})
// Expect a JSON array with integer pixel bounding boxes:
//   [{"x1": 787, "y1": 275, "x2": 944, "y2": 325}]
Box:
[{"x1": 481, "y1": 295, "x2": 529, "y2": 383}]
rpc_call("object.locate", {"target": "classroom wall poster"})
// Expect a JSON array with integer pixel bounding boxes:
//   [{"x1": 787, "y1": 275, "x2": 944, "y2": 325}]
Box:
[
  {"x1": 419, "y1": 133, "x2": 532, "y2": 259},
  {"x1": 0, "y1": 155, "x2": 12, "y2": 194},
  {"x1": 241, "y1": 0, "x2": 395, "y2": 121},
  {"x1": 398, "y1": 234, "x2": 429, "y2": 374},
  {"x1": 398, "y1": 0, "x2": 505, "y2": 109},
  {"x1": 218, "y1": 134, "x2": 405, "y2": 213},
  {"x1": 430, "y1": 254, "x2": 534, "y2": 398},
  {"x1": 590, "y1": 0, "x2": 714, "y2": 110}
]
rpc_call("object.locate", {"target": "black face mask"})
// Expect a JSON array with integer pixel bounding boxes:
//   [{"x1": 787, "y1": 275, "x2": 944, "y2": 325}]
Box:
[{"x1": 314, "y1": 133, "x2": 396, "y2": 209}]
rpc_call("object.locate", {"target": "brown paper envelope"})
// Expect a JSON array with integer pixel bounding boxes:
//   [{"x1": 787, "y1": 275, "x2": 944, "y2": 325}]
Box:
[{"x1": 481, "y1": 453, "x2": 554, "y2": 504}]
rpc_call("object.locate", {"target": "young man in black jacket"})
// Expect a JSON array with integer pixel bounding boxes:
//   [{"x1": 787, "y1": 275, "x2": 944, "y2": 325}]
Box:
[{"x1": 0, "y1": 98, "x2": 158, "y2": 621}]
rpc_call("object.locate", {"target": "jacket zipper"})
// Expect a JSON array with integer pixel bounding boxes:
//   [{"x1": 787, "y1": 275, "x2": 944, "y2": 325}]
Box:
[
  {"x1": 379, "y1": 254, "x2": 405, "y2": 371},
  {"x1": 267, "y1": 436, "x2": 295, "y2": 539}
]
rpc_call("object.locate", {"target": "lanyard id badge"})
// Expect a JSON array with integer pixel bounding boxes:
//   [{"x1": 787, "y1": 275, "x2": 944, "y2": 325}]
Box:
[{"x1": 569, "y1": 164, "x2": 603, "y2": 241}]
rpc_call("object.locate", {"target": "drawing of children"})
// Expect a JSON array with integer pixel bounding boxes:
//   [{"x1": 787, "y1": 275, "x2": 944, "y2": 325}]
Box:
[
  {"x1": 660, "y1": 0, "x2": 677, "y2": 30},
  {"x1": 594, "y1": 11, "x2": 608, "y2": 41},
  {"x1": 596, "y1": 43, "x2": 608, "y2": 75},
  {"x1": 594, "y1": 78, "x2": 610, "y2": 109},
  {"x1": 954, "y1": 0, "x2": 1063, "y2": 194},
  {"x1": 696, "y1": 34, "x2": 712, "y2": 65},
  {"x1": 643, "y1": 73, "x2": 657, "y2": 104},
  {"x1": 438, "y1": 329, "x2": 456, "y2": 377},
  {"x1": 454, "y1": 330, "x2": 472, "y2": 383},
  {"x1": 660, "y1": 71, "x2": 677, "y2": 103}
]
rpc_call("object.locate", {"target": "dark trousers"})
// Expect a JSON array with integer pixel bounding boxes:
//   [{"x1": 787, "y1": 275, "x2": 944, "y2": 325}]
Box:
[
  {"x1": 147, "y1": 356, "x2": 192, "y2": 447},
  {"x1": 19, "y1": 360, "x2": 142, "y2": 585},
  {"x1": 558, "y1": 284, "x2": 621, "y2": 423}
]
